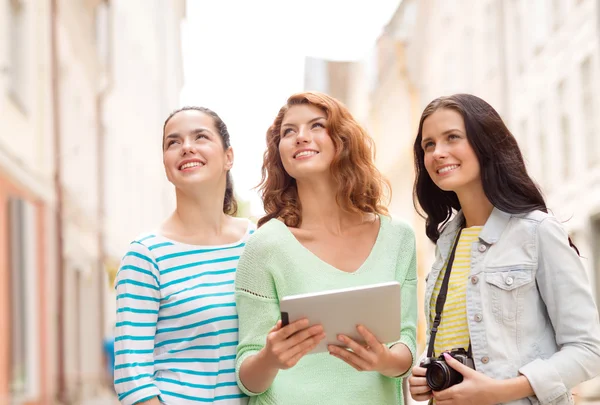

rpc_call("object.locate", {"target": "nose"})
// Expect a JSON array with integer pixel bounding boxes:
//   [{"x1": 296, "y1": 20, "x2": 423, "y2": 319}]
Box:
[
  {"x1": 432, "y1": 143, "x2": 448, "y2": 160},
  {"x1": 296, "y1": 125, "x2": 312, "y2": 144},
  {"x1": 181, "y1": 137, "x2": 197, "y2": 155}
]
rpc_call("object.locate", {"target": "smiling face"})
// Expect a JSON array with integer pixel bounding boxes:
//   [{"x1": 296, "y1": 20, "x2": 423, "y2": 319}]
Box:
[
  {"x1": 421, "y1": 108, "x2": 482, "y2": 195},
  {"x1": 277, "y1": 104, "x2": 336, "y2": 181},
  {"x1": 162, "y1": 109, "x2": 233, "y2": 190}
]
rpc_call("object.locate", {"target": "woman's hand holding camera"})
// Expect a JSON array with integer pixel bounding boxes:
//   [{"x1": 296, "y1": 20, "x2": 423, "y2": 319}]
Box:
[
  {"x1": 408, "y1": 365, "x2": 433, "y2": 402},
  {"x1": 415, "y1": 353, "x2": 500, "y2": 405},
  {"x1": 328, "y1": 324, "x2": 411, "y2": 377}
]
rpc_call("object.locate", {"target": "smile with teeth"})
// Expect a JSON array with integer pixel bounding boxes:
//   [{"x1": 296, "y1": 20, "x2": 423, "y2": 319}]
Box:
[
  {"x1": 179, "y1": 161, "x2": 204, "y2": 170},
  {"x1": 437, "y1": 164, "x2": 459, "y2": 174},
  {"x1": 294, "y1": 150, "x2": 319, "y2": 159}
]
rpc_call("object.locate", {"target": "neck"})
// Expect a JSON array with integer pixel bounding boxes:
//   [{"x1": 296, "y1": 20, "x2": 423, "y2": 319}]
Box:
[
  {"x1": 296, "y1": 177, "x2": 363, "y2": 233},
  {"x1": 456, "y1": 186, "x2": 494, "y2": 228},
  {"x1": 171, "y1": 186, "x2": 228, "y2": 235}
]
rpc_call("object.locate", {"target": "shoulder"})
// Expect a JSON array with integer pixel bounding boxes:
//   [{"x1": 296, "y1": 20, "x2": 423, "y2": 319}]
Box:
[
  {"x1": 382, "y1": 215, "x2": 416, "y2": 242},
  {"x1": 248, "y1": 218, "x2": 287, "y2": 245}
]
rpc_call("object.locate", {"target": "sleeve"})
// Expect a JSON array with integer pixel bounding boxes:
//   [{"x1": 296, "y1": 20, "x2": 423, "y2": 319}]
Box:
[
  {"x1": 113, "y1": 241, "x2": 162, "y2": 405},
  {"x1": 518, "y1": 217, "x2": 600, "y2": 404},
  {"x1": 390, "y1": 226, "x2": 418, "y2": 379},
  {"x1": 234, "y1": 234, "x2": 279, "y2": 397}
]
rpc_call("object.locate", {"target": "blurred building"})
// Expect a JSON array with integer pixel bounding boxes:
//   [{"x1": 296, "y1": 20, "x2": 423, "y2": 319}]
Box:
[
  {"x1": 0, "y1": 1, "x2": 185, "y2": 404},
  {"x1": 305, "y1": 0, "x2": 600, "y2": 402}
]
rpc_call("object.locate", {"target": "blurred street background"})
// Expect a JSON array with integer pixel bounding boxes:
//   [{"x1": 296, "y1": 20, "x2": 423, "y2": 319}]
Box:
[{"x1": 1, "y1": 0, "x2": 600, "y2": 404}]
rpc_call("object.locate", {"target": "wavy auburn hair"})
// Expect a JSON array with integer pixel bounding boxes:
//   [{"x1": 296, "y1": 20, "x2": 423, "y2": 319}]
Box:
[{"x1": 257, "y1": 91, "x2": 390, "y2": 227}]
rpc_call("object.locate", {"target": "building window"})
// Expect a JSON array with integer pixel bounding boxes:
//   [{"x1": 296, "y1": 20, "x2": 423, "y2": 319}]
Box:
[
  {"x1": 557, "y1": 80, "x2": 571, "y2": 179},
  {"x1": 8, "y1": 198, "x2": 40, "y2": 401},
  {"x1": 8, "y1": 0, "x2": 28, "y2": 112},
  {"x1": 581, "y1": 57, "x2": 598, "y2": 167}
]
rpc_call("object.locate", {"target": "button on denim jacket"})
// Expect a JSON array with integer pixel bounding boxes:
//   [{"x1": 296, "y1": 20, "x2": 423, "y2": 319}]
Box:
[{"x1": 424, "y1": 208, "x2": 600, "y2": 404}]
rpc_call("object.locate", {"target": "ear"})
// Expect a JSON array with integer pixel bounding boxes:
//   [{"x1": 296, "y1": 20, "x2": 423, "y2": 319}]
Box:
[{"x1": 224, "y1": 146, "x2": 234, "y2": 171}]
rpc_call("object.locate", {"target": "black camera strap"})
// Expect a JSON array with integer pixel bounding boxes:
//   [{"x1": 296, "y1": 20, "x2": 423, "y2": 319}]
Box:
[{"x1": 426, "y1": 228, "x2": 470, "y2": 359}]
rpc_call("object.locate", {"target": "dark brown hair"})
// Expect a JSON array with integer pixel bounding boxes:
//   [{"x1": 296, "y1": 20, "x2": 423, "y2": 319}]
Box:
[
  {"x1": 163, "y1": 106, "x2": 237, "y2": 216},
  {"x1": 413, "y1": 94, "x2": 578, "y2": 254}
]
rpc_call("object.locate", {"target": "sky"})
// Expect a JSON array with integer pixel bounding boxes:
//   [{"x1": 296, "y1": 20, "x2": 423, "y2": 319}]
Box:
[{"x1": 180, "y1": 0, "x2": 401, "y2": 214}]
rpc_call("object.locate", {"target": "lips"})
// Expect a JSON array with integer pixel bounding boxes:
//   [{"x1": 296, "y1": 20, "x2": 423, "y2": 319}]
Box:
[
  {"x1": 436, "y1": 164, "x2": 460, "y2": 174},
  {"x1": 293, "y1": 149, "x2": 319, "y2": 159},
  {"x1": 178, "y1": 159, "x2": 205, "y2": 170}
]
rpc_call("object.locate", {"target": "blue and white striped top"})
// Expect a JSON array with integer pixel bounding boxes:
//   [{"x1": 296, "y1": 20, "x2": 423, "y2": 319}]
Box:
[{"x1": 114, "y1": 221, "x2": 255, "y2": 405}]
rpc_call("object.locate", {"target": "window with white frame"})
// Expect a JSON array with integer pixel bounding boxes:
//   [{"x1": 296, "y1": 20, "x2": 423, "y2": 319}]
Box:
[
  {"x1": 8, "y1": 0, "x2": 27, "y2": 111},
  {"x1": 8, "y1": 198, "x2": 40, "y2": 402},
  {"x1": 557, "y1": 80, "x2": 571, "y2": 179},
  {"x1": 581, "y1": 57, "x2": 598, "y2": 167}
]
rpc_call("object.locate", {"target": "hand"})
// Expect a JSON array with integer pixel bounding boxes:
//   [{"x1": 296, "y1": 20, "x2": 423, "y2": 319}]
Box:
[
  {"x1": 433, "y1": 353, "x2": 500, "y2": 405},
  {"x1": 260, "y1": 319, "x2": 325, "y2": 370},
  {"x1": 328, "y1": 324, "x2": 400, "y2": 377},
  {"x1": 408, "y1": 365, "x2": 433, "y2": 402}
]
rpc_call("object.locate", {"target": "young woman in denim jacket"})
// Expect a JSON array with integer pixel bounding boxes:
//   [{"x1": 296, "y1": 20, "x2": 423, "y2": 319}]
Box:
[{"x1": 408, "y1": 94, "x2": 600, "y2": 405}]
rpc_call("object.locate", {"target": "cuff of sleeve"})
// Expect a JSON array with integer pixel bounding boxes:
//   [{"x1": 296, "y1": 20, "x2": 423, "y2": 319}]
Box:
[
  {"x1": 236, "y1": 350, "x2": 267, "y2": 397},
  {"x1": 519, "y1": 358, "x2": 568, "y2": 404},
  {"x1": 118, "y1": 384, "x2": 161, "y2": 405},
  {"x1": 389, "y1": 334, "x2": 417, "y2": 379}
]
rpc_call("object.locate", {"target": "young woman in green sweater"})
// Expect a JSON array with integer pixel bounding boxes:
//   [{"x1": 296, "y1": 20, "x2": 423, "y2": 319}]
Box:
[{"x1": 234, "y1": 91, "x2": 418, "y2": 404}]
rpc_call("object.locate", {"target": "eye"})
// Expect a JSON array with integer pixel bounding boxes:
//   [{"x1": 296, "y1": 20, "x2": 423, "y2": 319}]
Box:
[
  {"x1": 196, "y1": 133, "x2": 209, "y2": 140},
  {"x1": 166, "y1": 139, "x2": 179, "y2": 148},
  {"x1": 448, "y1": 134, "x2": 460, "y2": 140},
  {"x1": 282, "y1": 128, "x2": 294, "y2": 137},
  {"x1": 312, "y1": 122, "x2": 325, "y2": 129},
  {"x1": 423, "y1": 141, "x2": 435, "y2": 151}
]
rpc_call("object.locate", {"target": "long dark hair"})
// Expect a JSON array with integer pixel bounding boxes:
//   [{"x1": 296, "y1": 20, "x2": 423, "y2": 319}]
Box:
[
  {"x1": 163, "y1": 106, "x2": 238, "y2": 216},
  {"x1": 413, "y1": 94, "x2": 578, "y2": 253}
]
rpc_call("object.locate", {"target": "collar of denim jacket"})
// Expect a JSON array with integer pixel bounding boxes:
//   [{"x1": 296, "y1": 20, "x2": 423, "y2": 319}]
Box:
[
  {"x1": 438, "y1": 207, "x2": 512, "y2": 248},
  {"x1": 478, "y1": 207, "x2": 511, "y2": 245}
]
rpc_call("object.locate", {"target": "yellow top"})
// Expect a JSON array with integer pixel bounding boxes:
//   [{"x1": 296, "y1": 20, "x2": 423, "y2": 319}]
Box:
[{"x1": 430, "y1": 226, "x2": 483, "y2": 356}]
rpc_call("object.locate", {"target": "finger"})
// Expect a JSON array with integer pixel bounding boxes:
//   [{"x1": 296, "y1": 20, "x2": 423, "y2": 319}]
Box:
[
  {"x1": 270, "y1": 320, "x2": 282, "y2": 332},
  {"x1": 329, "y1": 345, "x2": 372, "y2": 370},
  {"x1": 409, "y1": 383, "x2": 432, "y2": 394},
  {"x1": 357, "y1": 325, "x2": 384, "y2": 354},
  {"x1": 284, "y1": 324, "x2": 325, "y2": 351},
  {"x1": 283, "y1": 332, "x2": 324, "y2": 366},
  {"x1": 281, "y1": 332, "x2": 325, "y2": 362},
  {"x1": 411, "y1": 393, "x2": 434, "y2": 402},
  {"x1": 442, "y1": 352, "x2": 474, "y2": 376},
  {"x1": 337, "y1": 335, "x2": 373, "y2": 361},
  {"x1": 411, "y1": 365, "x2": 428, "y2": 377},
  {"x1": 432, "y1": 387, "x2": 455, "y2": 401},
  {"x1": 329, "y1": 351, "x2": 361, "y2": 371},
  {"x1": 277, "y1": 318, "x2": 312, "y2": 339}
]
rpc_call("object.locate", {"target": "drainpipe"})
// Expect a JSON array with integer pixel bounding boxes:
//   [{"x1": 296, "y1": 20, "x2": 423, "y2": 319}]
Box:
[{"x1": 50, "y1": 0, "x2": 66, "y2": 402}]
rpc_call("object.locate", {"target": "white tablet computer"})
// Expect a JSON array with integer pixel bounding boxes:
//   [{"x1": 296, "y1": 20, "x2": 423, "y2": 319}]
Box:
[{"x1": 279, "y1": 281, "x2": 401, "y2": 354}]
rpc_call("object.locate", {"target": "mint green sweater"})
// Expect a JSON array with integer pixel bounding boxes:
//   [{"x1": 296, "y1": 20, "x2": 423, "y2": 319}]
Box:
[{"x1": 234, "y1": 215, "x2": 418, "y2": 405}]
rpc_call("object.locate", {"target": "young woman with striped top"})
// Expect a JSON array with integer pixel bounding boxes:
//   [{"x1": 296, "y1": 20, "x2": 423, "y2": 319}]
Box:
[
  {"x1": 114, "y1": 107, "x2": 254, "y2": 405},
  {"x1": 408, "y1": 94, "x2": 600, "y2": 405}
]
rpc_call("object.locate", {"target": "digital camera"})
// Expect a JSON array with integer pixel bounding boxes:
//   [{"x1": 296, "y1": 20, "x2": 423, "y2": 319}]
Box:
[{"x1": 420, "y1": 348, "x2": 475, "y2": 391}]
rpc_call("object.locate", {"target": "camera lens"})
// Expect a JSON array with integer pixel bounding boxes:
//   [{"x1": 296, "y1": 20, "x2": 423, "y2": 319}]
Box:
[{"x1": 426, "y1": 362, "x2": 452, "y2": 391}]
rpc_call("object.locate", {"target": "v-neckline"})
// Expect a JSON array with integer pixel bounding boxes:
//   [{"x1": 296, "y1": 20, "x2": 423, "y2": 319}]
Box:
[{"x1": 274, "y1": 214, "x2": 386, "y2": 275}]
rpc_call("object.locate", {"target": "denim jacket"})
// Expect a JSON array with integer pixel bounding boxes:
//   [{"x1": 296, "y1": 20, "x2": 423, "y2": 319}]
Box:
[{"x1": 424, "y1": 208, "x2": 600, "y2": 405}]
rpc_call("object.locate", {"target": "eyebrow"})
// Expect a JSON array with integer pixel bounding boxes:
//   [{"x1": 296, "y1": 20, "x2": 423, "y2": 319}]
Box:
[
  {"x1": 421, "y1": 129, "x2": 464, "y2": 144},
  {"x1": 281, "y1": 116, "x2": 327, "y2": 128}
]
